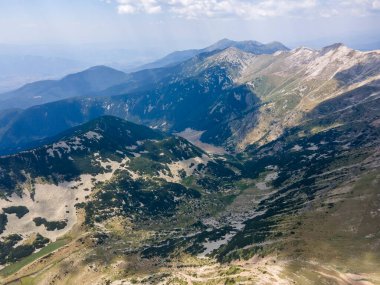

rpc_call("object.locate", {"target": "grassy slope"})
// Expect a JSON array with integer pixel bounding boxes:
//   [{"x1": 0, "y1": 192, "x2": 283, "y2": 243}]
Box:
[
  {"x1": 0, "y1": 239, "x2": 68, "y2": 277},
  {"x1": 287, "y1": 172, "x2": 380, "y2": 272}
]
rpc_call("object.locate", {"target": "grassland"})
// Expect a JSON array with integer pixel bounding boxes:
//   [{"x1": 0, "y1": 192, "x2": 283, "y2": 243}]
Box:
[{"x1": 0, "y1": 239, "x2": 68, "y2": 277}]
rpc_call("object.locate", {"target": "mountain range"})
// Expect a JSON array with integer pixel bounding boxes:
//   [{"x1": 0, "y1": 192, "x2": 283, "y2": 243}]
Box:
[
  {"x1": 0, "y1": 66, "x2": 127, "y2": 110},
  {"x1": 0, "y1": 54, "x2": 89, "y2": 93},
  {"x1": 0, "y1": 39, "x2": 289, "y2": 112},
  {"x1": 0, "y1": 39, "x2": 379, "y2": 284},
  {"x1": 138, "y1": 38, "x2": 289, "y2": 70},
  {"x1": 0, "y1": 41, "x2": 379, "y2": 155}
]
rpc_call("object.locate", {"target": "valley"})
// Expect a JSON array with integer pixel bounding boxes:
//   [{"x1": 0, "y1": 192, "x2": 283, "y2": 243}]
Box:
[{"x1": 0, "y1": 39, "x2": 379, "y2": 284}]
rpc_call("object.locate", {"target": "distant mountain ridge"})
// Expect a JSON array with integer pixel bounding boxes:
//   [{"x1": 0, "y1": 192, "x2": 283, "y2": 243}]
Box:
[
  {"x1": 0, "y1": 41, "x2": 380, "y2": 285},
  {"x1": 0, "y1": 42, "x2": 379, "y2": 156},
  {"x1": 0, "y1": 66, "x2": 127, "y2": 110},
  {"x1": 137, "y1": 38, "x2": 289, "y2": 70},
  {"x1": 0, "y1": 54, "x2": 89, "y2": 93},
  {"x1": 0, "y1": 39, "x2": 287, "y2": 111}
]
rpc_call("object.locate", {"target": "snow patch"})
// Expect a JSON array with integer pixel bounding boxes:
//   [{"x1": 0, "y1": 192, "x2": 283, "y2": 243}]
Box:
[
  {"x1": 291, "y1": 145, "x2": 303, "y2": 152},
  {"x1": 83, "y1": 131, "x2": 103, "y2": 140}
]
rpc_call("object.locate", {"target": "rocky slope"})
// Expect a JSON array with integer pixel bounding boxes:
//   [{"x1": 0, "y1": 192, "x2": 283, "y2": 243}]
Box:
[
  {"x1": 0, "y1": 43, "x2": 379, "y2": 155},
  {"x1": 0, "y1": 116, "x2": 241, "y2": 272},
  {"x1": 0, "y1": 49, "x2": 258, "y2": 154},
  {"x1": 236, "y1": 44, "x2": 380, "y2": 147},
  {"x1": 0, "y1": 81, "x2": 379, "y2": 284},
  {"x1": 0, "y1": 42, "x2": 379, "y2": 284}
]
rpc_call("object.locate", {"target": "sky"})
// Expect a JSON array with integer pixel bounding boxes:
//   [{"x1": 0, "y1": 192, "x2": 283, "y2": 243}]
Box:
[{"x1": 0, "y1": 0, "x2": 380, "y2": 56}]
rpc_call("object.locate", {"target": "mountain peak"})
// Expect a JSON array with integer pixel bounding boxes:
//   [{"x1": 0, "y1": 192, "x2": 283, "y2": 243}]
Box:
[
  {"x1": 320, "y1": 43, "x2": 349, "y2": 54},
  {"x1": 208, "y1": 46, "x2": 254, "y2": 62},
  {"x1": 215, "y1": 38, "x2": 235, "y2": 45},
  {"x1": 56, "y1": 115, "x2": 165, "y2": 145},
  {"x1": 138, "y1": 39, "x2": 288, "y2": 71},
  {"x1": 265, "y1": 41, "x2": 290, "y2": 51},
  {"x1": 204, "y1": 39, "x2": 289, "y2": 55},
  {"x1": 292, "y1": 46, "x2": 318, "y2": 54},
  {"x1": 86, "y1": 65, "x2": 121, "y2": 72},
  {"x1": 66, "y1": 65, "x2": 126, "y2": 77},
  {"x1": 1, "y1": 116, "x2": 166, "y2": 157},
  {"x1": 204, "y1": 39, "x2": 238, "y2": 52}
]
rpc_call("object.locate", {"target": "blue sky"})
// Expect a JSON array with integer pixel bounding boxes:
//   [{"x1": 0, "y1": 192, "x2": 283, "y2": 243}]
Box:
[{"x1": 1, "y1": 0, "x2": 380, "y2": 53}]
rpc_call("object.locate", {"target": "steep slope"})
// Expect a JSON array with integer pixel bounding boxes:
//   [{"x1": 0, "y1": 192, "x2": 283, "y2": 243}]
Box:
[
  {"x1": 0, "y1": 48, "x2": 259, "y2": 155},
  {"x1": 237, "y1": 44, "x2": 380, "y2": 147},
  {"x1": 108, "y1": 49, "x2": 260, "y2": 147},
  {"x1": 1, "y1": 81, "x2": 379, "y2": 284},
  {"x1": 98, "y1": 40, "x2": 270, "y2": 97},
  {"x1": 203, "y1": 85, "x2": 380, "y2": 283},
  {"x1": 0, "y1": 116, "x2": 240, "y2": 272},
  {"x1": 0, "y1": 66, "x2": 127, "y2": 110},
  {"x1": 222, "y1": 91, "x2": 380, "y2": 255},
  {"x1": 0, "y1": 43, "x2": 379, "y2": 285},
  {"x1": 97, "y1": 71, "x2": 379, "y2": 284},
  {"x1": 0, "y1": 44, "x2": 379, "y2": 156},
  {"x1": 0, "y1": 108, "x2": 22, "y2": 138}
]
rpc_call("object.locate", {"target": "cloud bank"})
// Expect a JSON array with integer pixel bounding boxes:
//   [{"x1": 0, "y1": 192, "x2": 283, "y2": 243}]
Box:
[{"x1": 110, "y1": 0, "x2": 380, "y2": 19}]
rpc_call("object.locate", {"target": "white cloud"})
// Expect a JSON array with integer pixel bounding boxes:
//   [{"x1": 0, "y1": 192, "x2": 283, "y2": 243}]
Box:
[
  {"x1": 372, "y1": 0, "x2": 380, "y2": 9},
  {"x1": 116, "y1": 0, "x2": 162, "y2": 14},
  {"x1": 117, "y1": 4, "x2": 136, "y2": 14},
  {"x1": 110, "y1": 0, "x2": 380, "y2": 18}
]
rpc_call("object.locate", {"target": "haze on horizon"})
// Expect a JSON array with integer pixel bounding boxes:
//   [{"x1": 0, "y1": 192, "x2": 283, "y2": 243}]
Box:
[
  {"x1": 0, "y1": 0, "x2": 380, "y2": 93},
  {"x1": 1, "y1": 0, "x2": 380, "y2": 53}
]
